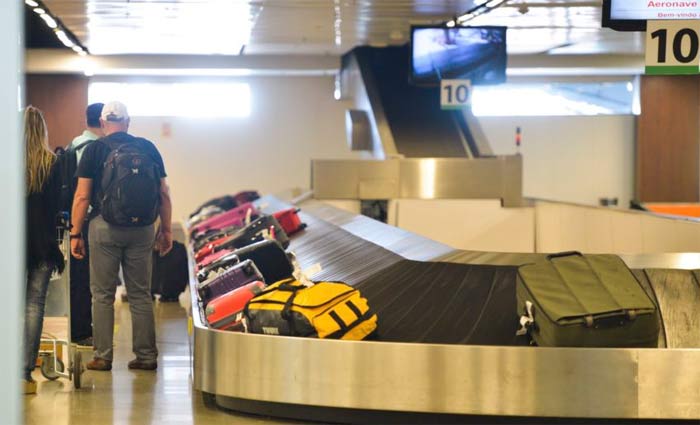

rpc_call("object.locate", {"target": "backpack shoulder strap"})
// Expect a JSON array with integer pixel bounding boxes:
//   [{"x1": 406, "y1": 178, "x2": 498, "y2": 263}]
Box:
[
  {"x1": 73, "y1": 139, "x2": 96, "y2": 153},
  {"x1": 96, "y1": 138, "x2": 115, "y2": 151}
]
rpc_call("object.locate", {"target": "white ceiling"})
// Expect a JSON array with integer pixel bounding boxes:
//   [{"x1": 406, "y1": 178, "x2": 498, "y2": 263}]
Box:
[{"x1": 42, "y1": 0, "x2": 644, "y2": 56}]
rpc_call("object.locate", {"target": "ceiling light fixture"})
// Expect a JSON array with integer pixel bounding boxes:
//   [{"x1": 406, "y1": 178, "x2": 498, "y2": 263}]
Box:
[
  {"x1": 26, "y1": 0, "x2": 89, "y2": 56},
  {"x1": 55, "y1": 30, "x2": 75, "y2": 48},
  {"x1": 39, "y1": 13, "x2": 57, "y2": 29},
  {"x1": 446, "y1": 0, "x2": 512, "y2": 27}
]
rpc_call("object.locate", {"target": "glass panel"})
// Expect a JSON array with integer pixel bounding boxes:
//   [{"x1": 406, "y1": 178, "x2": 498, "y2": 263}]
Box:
[{"x1": 472, "y1": 81, "x2": 635, "y2": 116}]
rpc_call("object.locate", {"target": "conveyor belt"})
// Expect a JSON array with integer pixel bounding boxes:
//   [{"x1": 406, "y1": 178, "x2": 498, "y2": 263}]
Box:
[
  {"x1": 638, "y1": 269, "x2": 700, "y2": 348},
  {"x1": 293, "y1": 199, "x2": 454, "y2": 261},
  {"x1": 356, "y1": 260, "x2": 524, "y2": 345},
  {"x1": 192, "y1": 197, "x2": 700, "y2": 422},
  {"x1": 287, "y1": 212, "x2": 404, "y2": 285}
]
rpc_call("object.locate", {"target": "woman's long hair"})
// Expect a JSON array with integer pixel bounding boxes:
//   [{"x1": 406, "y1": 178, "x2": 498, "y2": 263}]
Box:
[{"x1": 24, "y1": 106, "x2": 55, "y2": 194}]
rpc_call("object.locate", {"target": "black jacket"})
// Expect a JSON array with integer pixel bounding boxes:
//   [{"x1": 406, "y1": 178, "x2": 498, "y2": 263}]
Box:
[{"x1": 26, "y1": 159, "x2": 65, "y2": 273}]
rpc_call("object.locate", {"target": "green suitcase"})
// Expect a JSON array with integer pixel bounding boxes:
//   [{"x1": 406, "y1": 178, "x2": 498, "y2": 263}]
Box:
[{"x1": 516, "y1": 252, "x2": 659, "y2": 347}]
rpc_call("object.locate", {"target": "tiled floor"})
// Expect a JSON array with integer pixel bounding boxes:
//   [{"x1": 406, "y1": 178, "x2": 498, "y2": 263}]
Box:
[{"x1": 23, "y1": 291, "x2": 295, "y2": 425}]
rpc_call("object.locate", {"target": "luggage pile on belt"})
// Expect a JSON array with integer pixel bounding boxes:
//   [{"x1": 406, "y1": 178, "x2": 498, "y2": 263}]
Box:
[{"x1": 187, "y1": 191, "x2": 377, "y2": 341}]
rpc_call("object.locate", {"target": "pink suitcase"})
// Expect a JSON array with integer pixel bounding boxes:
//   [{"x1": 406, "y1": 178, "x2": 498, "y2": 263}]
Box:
[
  {"x1": 190, "y1": 202, "x2": 260, "y2": 237},
  {"x1": 195, "y1": 249, "x2": 234, "y2": 271}
]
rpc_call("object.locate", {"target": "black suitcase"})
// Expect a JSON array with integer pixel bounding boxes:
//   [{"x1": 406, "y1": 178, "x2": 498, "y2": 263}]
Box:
[
  {"x1": 189, "y1": 195, "x2": 237, "y2": 218},
  {"x1": 228, "y1": 215, "x2": 289, "y2": 249},
  {"x1": 222, "y1": 215, "x2": 290, "y2": 250},
  {"x1": 197, "y1": 240, "x2": 294, "y2": 285},
  {"x1": 151, "y1": 241, "x2": 188, "y2": 302}
]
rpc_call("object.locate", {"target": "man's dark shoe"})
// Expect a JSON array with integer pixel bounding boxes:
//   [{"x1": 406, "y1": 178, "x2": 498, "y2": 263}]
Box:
[
  {"x1": 128, "y1": 358, "x2": 157, "y2": 370},
  {"x1": 159, "y1": 296, "x2": 179, "y2": 302},
  {"x1": 86, "y1": 358, "x2": 112, "y2": 371}
]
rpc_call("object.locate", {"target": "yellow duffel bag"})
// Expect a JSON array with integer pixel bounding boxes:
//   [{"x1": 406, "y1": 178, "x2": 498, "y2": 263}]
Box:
[{"x1": 244, "y1": 278, "x2": 377, "y2": 340}]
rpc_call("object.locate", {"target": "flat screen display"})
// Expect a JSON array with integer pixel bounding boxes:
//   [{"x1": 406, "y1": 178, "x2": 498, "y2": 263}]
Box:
[
  {"x1": 603, "y1": 0, "x2": 700, "y2": 31},
  {"x1": 612, "y1": 0, "x2": 700, "y2": 20},
  {"x1": 410, "y1": 26, "x2": 507, "y2": 86}
]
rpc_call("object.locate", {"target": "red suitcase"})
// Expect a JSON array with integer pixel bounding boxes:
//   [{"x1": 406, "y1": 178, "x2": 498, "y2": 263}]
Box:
[
  {"x1": 205, "y1": 281, "x2": 266, "y2": 331},
  {"x1": 194, "y1": 236, "x2": 231, "y2": 263},
  {"x1": 273, "y1": 208, "x2": 307, "y2": 236},
  {"x1": 190, "y1": 202, "x2": 260, "y2": 237}
]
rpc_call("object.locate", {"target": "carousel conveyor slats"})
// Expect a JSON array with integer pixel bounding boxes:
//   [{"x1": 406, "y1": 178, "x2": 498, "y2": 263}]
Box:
[
  {"x1": 638, "y1": 269, "x2": 700, "y2": 348},
  {"x1": 191, "y1": 196, "x2": 700, "y2": 421}
]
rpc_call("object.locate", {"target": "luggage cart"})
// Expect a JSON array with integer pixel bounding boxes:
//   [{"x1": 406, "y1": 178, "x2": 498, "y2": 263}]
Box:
[{"x1": 37, "y1": 212, "x2": 87, "y2": 389}]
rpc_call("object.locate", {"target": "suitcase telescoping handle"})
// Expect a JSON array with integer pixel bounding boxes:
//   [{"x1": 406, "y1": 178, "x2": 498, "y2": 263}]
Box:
[{"x1": 546, "y1": 251, "x2": 583, "y2": 260}]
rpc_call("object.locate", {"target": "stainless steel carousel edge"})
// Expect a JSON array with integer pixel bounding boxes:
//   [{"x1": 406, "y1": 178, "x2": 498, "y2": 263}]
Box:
[{"x1": 187, "y1": 200, "x2": 700, "y2": 421}]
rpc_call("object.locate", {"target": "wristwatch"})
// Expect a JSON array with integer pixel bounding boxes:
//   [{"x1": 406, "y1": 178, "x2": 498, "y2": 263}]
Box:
[{"x1": 69, "y1": 233, "x2": 82, "y2": 240}]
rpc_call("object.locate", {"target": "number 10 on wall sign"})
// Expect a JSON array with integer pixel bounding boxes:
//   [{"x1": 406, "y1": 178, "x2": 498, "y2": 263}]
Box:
[
  {"x1": 440, "y1": 79, "x2": 472, "y2": 110},
  {"x1": 646, "y1": 20, "x2": 700, "y2": 75}
]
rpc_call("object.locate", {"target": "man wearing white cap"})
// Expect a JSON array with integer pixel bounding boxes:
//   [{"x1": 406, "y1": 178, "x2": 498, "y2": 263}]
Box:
[{"x1": 70, "y1": 101, "x2": 173, "y2": 372}]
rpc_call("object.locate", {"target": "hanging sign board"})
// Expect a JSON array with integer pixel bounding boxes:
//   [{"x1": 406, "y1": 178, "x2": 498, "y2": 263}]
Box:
[
  {"x1": 440, "y1": 79, "x2": 472, "y2": 110},
  {"x1": 646, "y1": 20, "x2": 700, "y2": 75},
  {"x1": 612, "y1": 0, "x2": 700, "y2": 21}
]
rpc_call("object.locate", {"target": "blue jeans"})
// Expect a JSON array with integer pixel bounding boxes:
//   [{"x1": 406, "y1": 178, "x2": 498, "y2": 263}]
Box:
[{"x1": 23, "y1": 262, "x2": 52, "y2": 380}]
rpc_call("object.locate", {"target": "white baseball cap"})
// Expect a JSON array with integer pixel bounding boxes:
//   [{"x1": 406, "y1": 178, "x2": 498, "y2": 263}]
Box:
[{"x1": 101, "y1": 101, "x2": 129, "y2": 122}]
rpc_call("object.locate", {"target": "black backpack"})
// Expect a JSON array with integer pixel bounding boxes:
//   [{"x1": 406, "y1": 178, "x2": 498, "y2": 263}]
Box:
[
  {"x1": 57, "y1": 140, "x2": 95, "y2": 214},
  {"x1": 100, "y1": 138, "x2": 161, "y2": 227}
]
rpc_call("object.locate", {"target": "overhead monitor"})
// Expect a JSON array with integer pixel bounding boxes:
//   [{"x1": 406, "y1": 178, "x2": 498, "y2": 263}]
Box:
[
  {"x1": 603, "y1": 0, "x2": 700, "y2": 31},
  {"x1": 410, "y1": 26, "x2": 507, "y2": 86}
]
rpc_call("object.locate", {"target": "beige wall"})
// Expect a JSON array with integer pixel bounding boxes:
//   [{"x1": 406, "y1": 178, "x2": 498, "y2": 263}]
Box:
[
  {"x1": 123, "y1": 76, "x2": 362, "y2": 220},
  {"x1": 376, "y1": 199, "x2": 700, "y2": 255},
  {"x1": 391, "y1": 199, "x2": 535, "y2": 253},
  {"x1": 478, "y1": 115, "x2": 635, "y2": 209},
  {"x1": 536, "y1": 201, "x2": 700, "y2": 254}
]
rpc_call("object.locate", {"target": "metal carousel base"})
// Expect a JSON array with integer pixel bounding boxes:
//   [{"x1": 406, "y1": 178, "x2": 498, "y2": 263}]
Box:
[{"x1": 189, "y1": 197, "x2": 700, "y2": 423}]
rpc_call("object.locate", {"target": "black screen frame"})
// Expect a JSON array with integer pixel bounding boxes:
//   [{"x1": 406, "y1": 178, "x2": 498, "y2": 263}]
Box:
[
  {"x1": 408, "y1": 24, "x2": 507, "y2": 87},
  {"x1": 601, "y1": 0, "x2": 648, "y2": 32}
]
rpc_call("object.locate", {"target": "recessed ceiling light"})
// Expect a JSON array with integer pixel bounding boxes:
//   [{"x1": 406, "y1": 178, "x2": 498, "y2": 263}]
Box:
[
  {"x1": 485, "y1": 0, "x2": 505, "y2": 7},
  {"x1": 33, "y1": 7, "x2": 45, "y2": 14},
  {"x1": 40, "y1": 13, "x2": 57, "y2": 29},
  {"x1": 25, "y1": 0, "x2": 39, "y2": 7},
  {"x1": 55, "y1": 30, "x2": 75, "y2": 48}
]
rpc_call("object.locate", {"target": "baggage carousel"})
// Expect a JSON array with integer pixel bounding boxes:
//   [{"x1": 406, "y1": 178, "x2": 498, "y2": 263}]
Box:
[{"x1": 189, "y1": 197, "x2": 700, "y2": 423}]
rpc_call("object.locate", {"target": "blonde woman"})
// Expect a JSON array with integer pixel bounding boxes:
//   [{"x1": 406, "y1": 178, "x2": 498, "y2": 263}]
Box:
[{"x1": 23, "y1": 106, "x2": 64, "y2": 394}]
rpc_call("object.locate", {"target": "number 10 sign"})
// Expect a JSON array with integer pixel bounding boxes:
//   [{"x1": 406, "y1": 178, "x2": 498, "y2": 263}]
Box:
[
  {"x1": 646, "y1": 20, "x2": 700, "y2": 75},
  {"x1": 440, "y1": 79, "x2": 472, "y2": 110}
]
